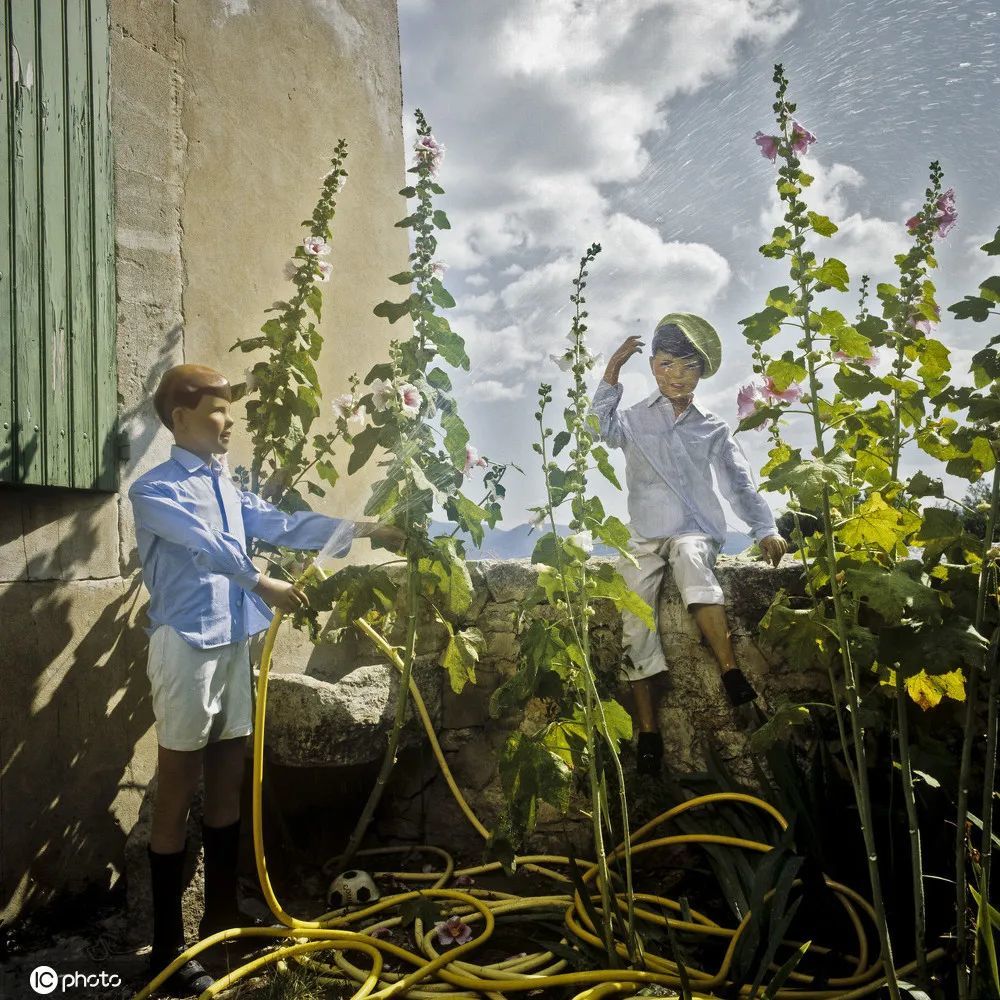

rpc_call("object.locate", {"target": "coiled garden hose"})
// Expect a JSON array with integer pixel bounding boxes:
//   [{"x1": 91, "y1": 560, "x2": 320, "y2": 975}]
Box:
[{"x1": 133, "y1": 586, "x2": 945, "y2": 1000}]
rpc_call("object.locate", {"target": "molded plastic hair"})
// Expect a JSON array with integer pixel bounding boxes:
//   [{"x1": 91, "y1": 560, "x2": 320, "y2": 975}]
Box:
[
  {"x1": 650, "y1": 324, "x2": 704, "y2": 373},
  {"x1": 153, "y1": 364, "x2": 232, "y2": 430}
]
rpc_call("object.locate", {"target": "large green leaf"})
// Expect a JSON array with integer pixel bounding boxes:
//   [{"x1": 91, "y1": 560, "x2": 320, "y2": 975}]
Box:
[
  {"x1": 440, "y1": 626, "x2": 484, "y2": 694},
  {"x1": 810, "y1": 258, "x2": 849, "y2": 291},
  {"x1": 839, "y1": 492, "x2": 913, "y2": 552},
  {"x1": 765, "y1": 454, "x2": 853, "y2": 508},
  {"x1": 586, "y1": 563, "x2": 655, "y2": 629},
  {"x1": 843, "y1": 564, "x2": 942, "y2": 625},
  {"x1": 739, "y1": 306, "x2": 786, "y2": 344}
]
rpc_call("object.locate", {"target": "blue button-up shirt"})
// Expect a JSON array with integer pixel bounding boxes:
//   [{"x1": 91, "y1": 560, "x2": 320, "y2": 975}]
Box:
[
  {"x1": 590, "y1": 380, "x2": 778, "y2": 545},
  {"x1": 129, "y1": 445, "x2": 353, "y2": 649}
]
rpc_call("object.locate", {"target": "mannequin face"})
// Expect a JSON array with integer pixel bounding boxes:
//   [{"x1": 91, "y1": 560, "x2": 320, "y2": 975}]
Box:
[
  {"x1": 171, "y1": 393, "x2": 234, "y2": 461},
  {"x1": 649, "y1": 351, "x2": 703, "y2": 406}
]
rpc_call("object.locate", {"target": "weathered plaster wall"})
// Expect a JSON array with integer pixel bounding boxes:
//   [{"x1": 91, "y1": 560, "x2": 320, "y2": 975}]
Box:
[{"x1": 1, "y1": 0, "x2": 407, "y2": 924}]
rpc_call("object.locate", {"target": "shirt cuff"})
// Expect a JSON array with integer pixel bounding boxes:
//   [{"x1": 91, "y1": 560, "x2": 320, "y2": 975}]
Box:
[{"x1": 236, "y1": 567, "x2": 262, "y2": 592}]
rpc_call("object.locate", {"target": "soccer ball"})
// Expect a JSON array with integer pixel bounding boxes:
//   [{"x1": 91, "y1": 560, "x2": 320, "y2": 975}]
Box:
[{"x1": 327, "y1": 869, "x2": 380, "y2": 909}]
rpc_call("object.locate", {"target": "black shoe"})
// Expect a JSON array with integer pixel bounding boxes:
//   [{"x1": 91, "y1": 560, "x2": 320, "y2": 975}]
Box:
[
  {"x1": 636, "y1": 731, "x2": 663, "y2": 776},
  {"x1": 147, "y1": 952, "x2": 215, "y2": 997},
  {"x1": 722, "y1": 668, "x2": 758, "y2": 707}
]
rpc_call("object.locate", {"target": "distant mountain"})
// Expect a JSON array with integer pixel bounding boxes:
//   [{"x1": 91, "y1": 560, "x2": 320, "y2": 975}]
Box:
[{"x1": 429, "y1": 522, "x2": 754, "y2": 559}]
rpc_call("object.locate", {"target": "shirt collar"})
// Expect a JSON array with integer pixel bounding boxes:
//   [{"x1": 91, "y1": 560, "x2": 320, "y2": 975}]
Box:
[
  {"x1": 645, "y1": 391, "x2": 703, "y2": 419},
  {"x1": 171, "y1": 444, "x2": 224, "y2": 475}
]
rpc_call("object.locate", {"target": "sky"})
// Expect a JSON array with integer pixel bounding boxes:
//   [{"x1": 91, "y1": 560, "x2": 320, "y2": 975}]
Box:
[{"x1": 396, "y1": 0, "x2": 1000, "y2": 531}]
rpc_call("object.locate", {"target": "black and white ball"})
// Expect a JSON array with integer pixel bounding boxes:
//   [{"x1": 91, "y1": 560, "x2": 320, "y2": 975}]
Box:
[{"x1": 327, "y1": 869, "x2": 380, "y2": 909}]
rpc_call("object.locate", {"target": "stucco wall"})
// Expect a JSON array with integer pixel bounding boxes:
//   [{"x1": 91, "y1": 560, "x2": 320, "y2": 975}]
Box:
[{"x1": 0, "y1": 0, "x2": 407, "y2": 924}]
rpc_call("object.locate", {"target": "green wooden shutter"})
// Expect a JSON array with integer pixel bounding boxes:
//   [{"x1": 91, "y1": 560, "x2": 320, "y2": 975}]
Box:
[{"x1": 2, "y1": 0, "x2": 117, "y2": 491}]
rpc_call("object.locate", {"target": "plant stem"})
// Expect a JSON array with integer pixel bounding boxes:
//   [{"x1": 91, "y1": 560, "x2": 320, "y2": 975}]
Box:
[
  {"x1": 958, "y1": 461, "x2": 1000, "y2": 999},
  {"x1": 896, "y1": 668, "x2": 929, "y2": 985},
  {"x1": 337, "y1": 548, "x2": 420, "y2": 869}
]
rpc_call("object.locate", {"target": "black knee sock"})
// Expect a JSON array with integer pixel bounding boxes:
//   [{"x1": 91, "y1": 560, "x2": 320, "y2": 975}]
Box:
[
  {"x1": 201, "y1": 818, "x2": 241, "y2": 922},
  {"x1": 148, "y1": 844, "x2": 186, "y2": 962}
]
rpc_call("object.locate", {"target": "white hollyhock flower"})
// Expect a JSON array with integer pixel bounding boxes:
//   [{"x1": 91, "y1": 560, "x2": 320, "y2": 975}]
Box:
[
  {"x1": 566, "y1": 530, "x2": 594, "y2": 556},
  {"x1": 550, "y1": 352, "x2": 573, "y2": 372},
  {"x1": 398, "y1": 383, "x2": 421, "y2": 418},
  {"x1": 368, "y1": 378, "x2": 393, "y2": 411},
  {"x1": 346, "y1": 406, "x2": 367, "y2": 436},
  {"x1": 302, "y1": 236, "x2": 331, "y2": 256},
  {"x1": 331, "y1": 393, "x2": 355, "y2": 421}
]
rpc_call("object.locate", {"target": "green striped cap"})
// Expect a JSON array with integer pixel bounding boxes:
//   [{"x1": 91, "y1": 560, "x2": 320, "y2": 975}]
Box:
[{"x1": 653, "y1": 312, "x2": 722, "y2": 378}]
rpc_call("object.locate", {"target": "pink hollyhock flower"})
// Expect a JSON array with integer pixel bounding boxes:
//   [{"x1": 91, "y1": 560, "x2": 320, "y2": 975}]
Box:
[
  {"x1": 762, "y1": 376, "x2": 803, "y2": 403},
  {"x1": 754, "y1": 131, "x2": 779, "y2": 163},
  {"x1": 435, "y1": 916, "x2": 473, "y2": 947},
  {"x1": 303, "y1": 236, "x2": 331, "y2": 257},
  {"x1": 934, "y1": 187, "x2": 957, "y2": 236},
  {"x1": 399, "y1": 383, "x2": 421, "y2": 418},
  {"x1": 911, "y1": 318, "x2": 932, "y2": 335},
  {"x1": 737, "y1": 383, "x2": 762, "y2": 419},
  {"x1": 368, "y1": 378, "x2": 393, "y2": 412},
  {"x1": 316, "y1": 260, "x2": 333, "y2": 282},
  {"x1": 430, "y1": 260, "x2": 448, "y2": 279},
  {"x1": 414, "y1": 134, "x2": 446, "y2": 178},
  {"x1": 463, "y1": 445, "x2": 487, "y2": 476},
  {"x1": 331, "y1": 393, "x2": 355, "y2": 421},
  {"x1": 790, "y1": 121, "x2": 816, "y2": 154}
]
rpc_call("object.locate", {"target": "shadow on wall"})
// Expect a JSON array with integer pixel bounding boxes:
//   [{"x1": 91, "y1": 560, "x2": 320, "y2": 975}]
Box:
[{"x1": 0, "y1": 326, "x2": 183, "y2": 926}]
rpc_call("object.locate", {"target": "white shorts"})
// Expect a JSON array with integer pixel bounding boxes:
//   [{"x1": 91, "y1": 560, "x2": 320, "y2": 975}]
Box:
[{"x1": 146, "y1": 625, "x2": 254, "y2": 752}]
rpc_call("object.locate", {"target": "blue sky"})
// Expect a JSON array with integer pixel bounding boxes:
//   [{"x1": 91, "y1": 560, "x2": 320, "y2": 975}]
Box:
[{"x1": 398, "y1": 0, "x2": 1000, "y2": 531}]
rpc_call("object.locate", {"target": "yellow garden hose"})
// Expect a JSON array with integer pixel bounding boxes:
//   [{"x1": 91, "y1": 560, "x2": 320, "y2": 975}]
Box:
[{"x1": 133, "y1": 592, "x2": 945, "y2": 1000}]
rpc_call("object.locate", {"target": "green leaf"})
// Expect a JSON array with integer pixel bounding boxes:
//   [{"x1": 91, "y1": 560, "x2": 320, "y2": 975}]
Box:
[
  {"x1": 760, "y1": 593, "x2": 834, "y2": 671},
  {"x1": 907, "y1": 471, "x2": 943, "y2": 499},
  {"x1": 739, "y1": 306, "x2": 786, "y2": 344},
  {"x1": 760, "y1": 227, "x2": 793, "y2": 259},
  {"x1": 981, "y1": 228, "x2": 1000, "y2": 255},
  {"x1": 748, "y1": 701, "x2": 812, "y2": 753},
  {"x1": 766, "y1": 286, "x2": 797, "y2": 315},
  {"x1": 948, "y1": 296, "x2": 993, "y2": 323},
  {"x1": 398, "y1": 186, "x2": 417, "y2": 198},
  {"x1": 432, "y1": 209, "x2": 451, "y2": 230},
  {"x1": 843, "y1": 565, "x2": 942, "y2": 625},
  {"x1": 424, "y1": 315, "x2": 470, "y2": 370},
  {"x1": 441, "y1": 626, "x2": 484, "y2": 694},
  {"x1": 839, "y1": 492, "x2": 912, "y2": 552},
  {"x1": 373, "y1": 297, "x2": 415, "y2": 324},
  {"x1": 765, "y1": 356, "x2": 807, "y2": 392},
  {"x1": 498, "y1": 731, "x2": 573, "y2": 837},
  {"x1": 765, "y1": 454, "x2": 853, "y2": 508},
  {"x1": 348, "y1": 425, "x2": 382, "y2": 475},
  {"x1": 587, "y1": 564, "x2": 654, "y2": 629},
  {"x1": 592, "y1": 514, "x2": 633, "y2": 558},
  {"x1": 595, "y1": 698, "x2": 633, "y2": 747},
  {"x1": 388, "y1": 271, "x2": 414, "y2": 284},
  {"x1": 431, "y1": 281, "x2": 456, "y2": 309},
  {"x1": 807, "y1": 211, "x2": 838, "y2": 236},
  {"x1": 305, "y1": 285, "x2": 323, "y2": 322},
  {"x1": 810, "y1": 258, "x2": 850, "y2": 292},
  {"x1": 447, "y1": 492, "x2": 490, "y2": 547},
  {"x1": 531, "y1": 532, "x2": 563, "y2": 569},
  {"x1": 394, "y1": 213, "x2": 419, "y2": 229},
  {"x1": 441, "y1": 410, "x2": 470, "y2": 467},
  {"x1": 980, "y1": 275, "x2": 1000, "y2": 303},
  {"x1": 552, "y1": 430, "x2": 572, "y2": 456},
  {"x1": 591, "y1": 445, "x2": 621, "y2": 489},
  {"x1": 879, "y1": 621, "x2": 987, "y2": 677}
]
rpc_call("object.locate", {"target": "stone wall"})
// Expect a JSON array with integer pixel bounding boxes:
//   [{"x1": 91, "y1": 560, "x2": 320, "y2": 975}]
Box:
[
  {"x1": 250, "y1": 554, "x2": 820, "y2": 863},
  {"x1": 1, "y1": 0, "x2": 408, "y2": 923}
]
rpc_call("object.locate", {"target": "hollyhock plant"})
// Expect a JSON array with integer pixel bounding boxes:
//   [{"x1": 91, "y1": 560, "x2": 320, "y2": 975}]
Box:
[
  {"x1": 399, "y1": 382, "x2": 421, "y2": 418},
  {"x1": 435, "y1": 916, "x2": 473, "y2": 947},
  {"x1": 463, "y1": 444, "x2": 487, "y2": 476},
  {"x1": 791, "y1": 121, "x2": 816, "y2": 154},
  {"x1": 754, "y1": 131, "x2": 779, "y2": 163},
  {"x1": 762, "y1": 376, "x2": 804, "y2": 403}
]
